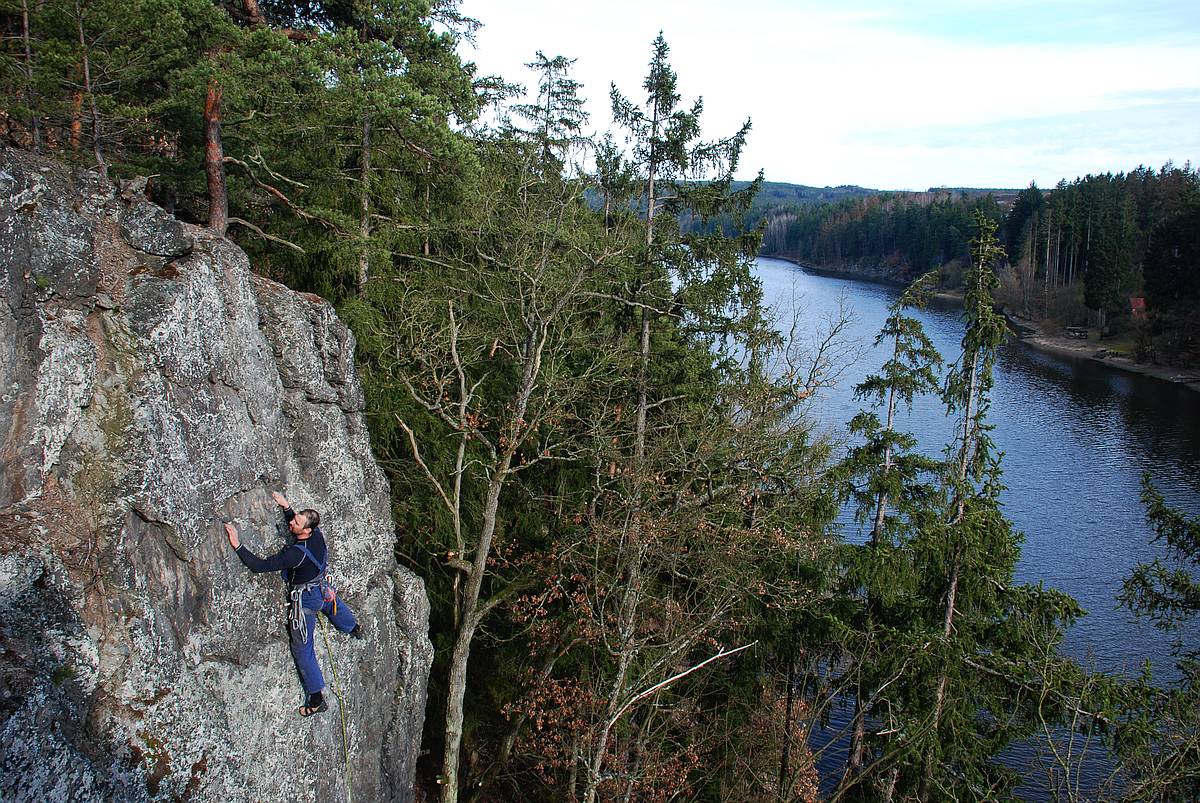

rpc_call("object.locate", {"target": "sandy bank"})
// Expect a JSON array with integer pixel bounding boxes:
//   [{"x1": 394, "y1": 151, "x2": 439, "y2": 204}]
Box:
[{"x1": 1001, "y1": 309, "x2": 1200, "y2": 393}]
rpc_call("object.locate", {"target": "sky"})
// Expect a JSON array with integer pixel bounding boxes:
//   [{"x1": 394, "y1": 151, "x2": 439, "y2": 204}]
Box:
[{"x1": 456, "y1": 0, "x2": 1200, "y2": 191}]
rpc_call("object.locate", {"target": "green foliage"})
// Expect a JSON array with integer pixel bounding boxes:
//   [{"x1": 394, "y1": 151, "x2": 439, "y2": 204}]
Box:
[
  {"x1": 1141, "y1": 197, "x2": 1200, "y2": 363},
  {"x1": 1121, "y1": 475, "x2": 1200, "y2": 658},
  {"x1": 833, "y1": 273, "x2": 947, "y2": 796},
  {"x1": 511, "y1": 51, "x2": 588, "y2": 172},
  {"x1": 0, "y1": 0, "x2": 480, "y2": 297},
  {"x1": 51, "y1": 663, "x2": 76, "y2": 685},
  {"x1": 759, "y1": 189, "x2": 1004, "y2": 282},
  {"x1": 10, "y1": 6, "x2": 1195, "y2": 799},
  {"x1": 1110, "y1": 477, "x2": 1200, "y2": 799},
  {"x1": 0, "y1": 0, "x2": 233, "y2": 165},
  {"x1": 752, "y1": 163, "x2": 1199, "y2": 359},
  {"x1": 1009, "y1": 165, "x2": 1199, "y2": 344},
  {"x1": 822, "y1": 216, "x2": 1104, "y2": 800}
]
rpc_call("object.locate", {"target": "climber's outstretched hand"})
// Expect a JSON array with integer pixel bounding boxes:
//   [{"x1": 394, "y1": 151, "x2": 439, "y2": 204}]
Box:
[
  {"x1": 224, "y1": 522, "x2": 240, "y2": 549},
  {"x1": 271, "y1": 491, "x2": 289, "y2": 508}
]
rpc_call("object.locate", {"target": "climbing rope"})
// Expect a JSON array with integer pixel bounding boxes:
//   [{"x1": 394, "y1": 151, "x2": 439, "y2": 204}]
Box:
[{"x1": 319, "y1": 617, "x2": 354, "y2": 803}]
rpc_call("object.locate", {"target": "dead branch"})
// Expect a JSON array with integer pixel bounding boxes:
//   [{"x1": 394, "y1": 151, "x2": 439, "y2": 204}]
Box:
[
  {"x1": 222, "y1": 154, "x2": 339, "y2": 231},
  {"x1": 606, "y1": 641, "x2": 758, "y2": 731},
  {"x1": 249, "y1": 147, "x2": 308, "y2": 189},
  {"x1": 395, "y1": 414, "x2": 456, "y2": 516},
  {"x1": 226, "y1": 217, "x2": 305, "y2": 252}
]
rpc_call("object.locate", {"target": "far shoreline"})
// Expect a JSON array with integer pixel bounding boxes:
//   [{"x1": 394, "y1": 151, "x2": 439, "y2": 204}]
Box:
[
  {"x1": 761, "y1": 253, "x2": 1200, "y2": 395},
  {"x1": 1000, "y1": 308, "x2": 1200, "y2": 393}
]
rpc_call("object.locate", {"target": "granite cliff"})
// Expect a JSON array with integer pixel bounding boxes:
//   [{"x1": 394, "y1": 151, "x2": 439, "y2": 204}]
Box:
[{"x1": 0, "y1": 149, "x2": 431, "y2": 801}]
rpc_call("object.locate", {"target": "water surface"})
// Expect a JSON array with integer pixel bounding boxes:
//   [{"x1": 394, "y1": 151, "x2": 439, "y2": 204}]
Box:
[
  {"x1": 757, "y1": 256, "x2": 1200, "y2": 795},
  {"x1": 759, "y1": 256, "x2": 1200, "y2": 672}
]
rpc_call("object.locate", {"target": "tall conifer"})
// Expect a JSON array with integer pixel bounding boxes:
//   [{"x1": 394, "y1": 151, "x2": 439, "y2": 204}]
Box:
[{"x1": 838, "y1": 272, "x2": 943, "y2": 798}]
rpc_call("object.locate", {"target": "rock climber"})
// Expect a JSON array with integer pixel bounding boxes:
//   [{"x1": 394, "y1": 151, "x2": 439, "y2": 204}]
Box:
[{"x1": 223, "y1": 490, "x2": 363, "y2": 717}]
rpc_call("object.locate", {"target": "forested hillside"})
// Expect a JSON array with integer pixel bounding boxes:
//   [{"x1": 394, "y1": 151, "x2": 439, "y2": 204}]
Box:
[
  {"x1": 759, "y1": 167, "x2": 1200, "y2": 365},
  {"x1": 760, "y1": 190, "x2": 1005, "y2": 283},
  {"x1": 2, "y1": 1, "x2": 1197, "y2": 801}
]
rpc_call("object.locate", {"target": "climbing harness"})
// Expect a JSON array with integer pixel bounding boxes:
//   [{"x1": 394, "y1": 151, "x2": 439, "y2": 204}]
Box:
[
  {"x1": 320, "y1": 616, "x2": 354, "y2": 803},
  {"x1": 286, "y1": 541, "x2": 338, "y2": 645}
]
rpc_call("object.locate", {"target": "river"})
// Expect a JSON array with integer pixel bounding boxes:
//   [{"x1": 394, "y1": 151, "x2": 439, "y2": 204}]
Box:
[{"x1": 756, "y1": 256, "x2": 1200, "y2": 797}]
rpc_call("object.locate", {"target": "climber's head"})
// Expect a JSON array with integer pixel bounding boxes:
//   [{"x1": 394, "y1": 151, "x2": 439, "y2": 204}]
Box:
[{"x1": 289, "y1": 508, "x2": 321, "y2": 537}]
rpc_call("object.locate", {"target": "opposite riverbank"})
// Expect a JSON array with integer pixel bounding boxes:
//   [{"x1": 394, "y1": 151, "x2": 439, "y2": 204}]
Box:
[{"x1": 764, "y1": 254, "x2": 1200, "y2": 394}]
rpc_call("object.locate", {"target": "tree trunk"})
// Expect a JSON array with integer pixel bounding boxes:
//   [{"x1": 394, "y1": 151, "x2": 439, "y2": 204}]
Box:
[
  {"x1": 584, "y1": 98, "x2": 661, "y2": 803},
  {"x1": 70, "y1": 90, "x2": 83, "y2": 150},
  {"x1": 74, "y1": 0, "x2": 105, "y2": 178},
  {"x1": 882, "y1": 766, "x2": 899, "y2": 803},
  {"x1": 920, "y1": 273, "x2": 983, "y2": 798},
  {"x1": 469, "y1": 629, "x2": 576, "y2": 802},
  {"x1": 424, "y1": 162, "x2": 432, "y2": 256},
  {"x1": 568, "y1": 735, "x2": 581, "y2": 801},
  {"x1": 583, "y1": 548, "x2": 641, "y2": 803},
  {"x1": 357, "y1": 107, "x2": 372, "y2": 295},
  {"x1": 441, "y1": 475, "x2": 508, "y2": 803},
  {"x1": 242, "y1": 0, "x2": 265, "y2": 25},
  {"x1": 920, "y1": 557, "x2": 960, "y2": 800},
  {"x1": 1053, "y1": 226, "x2": 1061, "y2": 291},
  {"x1": 581, "y1": 339, "x2": 652, "y2": 803},
  {"x1": 1070, "y1": 237, "x2": 1080, "y2": 288},
  {"x1": 441, "y1": 332, "x2": 544, "y2": 803},
  {"x1": 621, "y1": 712, "x2": 654, "y2": 803},
  {"x1": 778, "y1": 659, "x2": 797, "y2": 800},
  {"x1": 1043, "y1": 209, "x2": 1052, "y2": 315},
  {"x1": 204, "y1": 75, "x2": 227, "y2": 235},
  {"x1": 21, "y1": 0, "x2": 40, "y2": 151},
  {"x1": 1084, "y1": 212, "x2": 1092, "y2": 282},
  {"x1": 870, "y1": 331, "x2": 900, "y2": 542},
  {"x1": 1024, "y1": 217, "x2": 1036, "y2": 316},
  {"x1": 841, "y1": 685, "x2": 867, "y2": 795},
  {"x1": 841, "y1": 328, "x2": 904, "y2": 794}
]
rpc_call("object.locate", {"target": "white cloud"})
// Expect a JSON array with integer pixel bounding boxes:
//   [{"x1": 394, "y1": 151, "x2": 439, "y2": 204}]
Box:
[{"x1": 459, "y1": 0, "x2": 1200, "y2": 189}]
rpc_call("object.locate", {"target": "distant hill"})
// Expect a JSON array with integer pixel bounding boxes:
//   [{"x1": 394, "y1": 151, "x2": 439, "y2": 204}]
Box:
[
  {"x1": 682, "y1": 181, "x2": 1022, "y2": 238},
  {"x1": 925, "y1": 186, "x2": 1021, "y2": 194},
  {"x1": 735, "y1": 180, "x2": 880, "y2": 212},
  {"x1": 924, "y1": 186, "x2": 1023, "y2": 206},
  {"x1": 738, "y1": 181, "x2": 1022, "y2": 219}
]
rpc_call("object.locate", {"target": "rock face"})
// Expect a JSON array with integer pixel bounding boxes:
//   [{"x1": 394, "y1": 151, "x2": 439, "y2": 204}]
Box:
[{"x1": 0, "y1": 149, "x2": 432, "y2": 802}]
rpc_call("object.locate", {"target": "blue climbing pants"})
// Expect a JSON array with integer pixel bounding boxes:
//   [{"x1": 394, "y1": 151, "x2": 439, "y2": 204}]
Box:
[{"x1": 288, "y1": 585, "x2": 357, "y2": 695}]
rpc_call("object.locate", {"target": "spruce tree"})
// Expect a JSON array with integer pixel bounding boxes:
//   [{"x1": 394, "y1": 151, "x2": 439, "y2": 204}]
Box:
[
  {"x1": 838, "y1": 272, "x2": 943, "y2": 798},
  {"x1": 908, "y1": 212, "x2": 1084, "y2": 800},
  {"x1": 512, "y1": 50, "x2": 588, "y2": 174},
  {"x1": 1115, "y1": 476, "x2": 1200, "y2": 798},
  {"x1": 571, "y1": 32, "x2": 770, "y2": 803}
]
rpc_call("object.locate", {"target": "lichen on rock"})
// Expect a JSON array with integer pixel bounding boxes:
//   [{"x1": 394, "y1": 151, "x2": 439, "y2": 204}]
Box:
[{"x1": 0, "y1": 149, "x2": 431, "y2": 802}]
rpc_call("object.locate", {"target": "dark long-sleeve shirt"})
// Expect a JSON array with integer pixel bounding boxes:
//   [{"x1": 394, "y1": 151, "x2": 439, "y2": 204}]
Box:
[{"x1": 234, "y1": 508, "x2": 327, "y2": 586}]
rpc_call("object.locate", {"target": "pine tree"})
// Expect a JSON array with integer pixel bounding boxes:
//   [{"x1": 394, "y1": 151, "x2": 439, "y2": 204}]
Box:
[
  {"x1": 1114, "y1": 475, "x2": 1200, "y2": 798},
  {"x1": 903, "y1": 212, "x2": 1084, "y2": 800},
  {"x1": 576, "y1": 33, "x2": 763, "y2": 802},
  {"x1": 1083, "y1": 193, "x2": 1136, "y2": 334},
  {"x1": 512, "y1": 50, "x2": 588, "y2": 174},
  {"x1": 838, "y1": 272, "x2": 943, "y2": 798}
]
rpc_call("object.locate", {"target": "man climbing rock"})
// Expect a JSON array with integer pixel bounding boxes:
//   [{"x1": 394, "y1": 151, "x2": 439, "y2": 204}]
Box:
[{"x1": 224, "y1": 491, "x2": 364, "y2": 717}]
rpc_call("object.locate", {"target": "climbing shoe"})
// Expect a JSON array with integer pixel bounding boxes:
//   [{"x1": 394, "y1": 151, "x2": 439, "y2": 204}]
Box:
[
  {"x1": 299, "y1": 692, "x2": 327, "y2": 718},
  {"x1": 350, "y1": 624, "x2": 365, "y2": 641}
]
